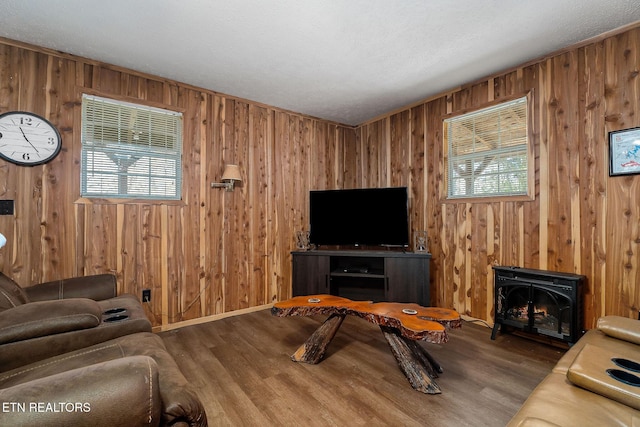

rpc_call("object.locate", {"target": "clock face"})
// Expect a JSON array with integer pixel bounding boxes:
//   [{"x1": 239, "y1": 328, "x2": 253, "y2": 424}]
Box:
[{"x1": 0, "y1": 111, "x2": 62, "y2": 166}]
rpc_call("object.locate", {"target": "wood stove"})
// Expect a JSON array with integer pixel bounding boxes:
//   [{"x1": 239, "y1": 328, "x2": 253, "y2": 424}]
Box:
[{"x1": 491, "y1": 266, "x2": 585, "y2": 344}]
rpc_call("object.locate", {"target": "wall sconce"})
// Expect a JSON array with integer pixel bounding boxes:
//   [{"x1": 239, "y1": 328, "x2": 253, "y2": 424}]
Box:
[{"x1": 211, "y1": 164, "x2": 242, "y2": 192}]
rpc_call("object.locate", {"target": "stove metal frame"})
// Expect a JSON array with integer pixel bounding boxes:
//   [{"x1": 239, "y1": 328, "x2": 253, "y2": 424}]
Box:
[{"x1": 491, "y1": 266, "x2": 585, "y2": 344}]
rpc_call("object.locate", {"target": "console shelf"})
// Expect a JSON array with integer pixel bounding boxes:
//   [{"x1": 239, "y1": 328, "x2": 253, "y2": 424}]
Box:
[
  {"x1": 330, "y1": 272, "x2": 386, "y2": 278},
  {"x1": 291, "y1": 250, "x2": 431, "y2": 306}
]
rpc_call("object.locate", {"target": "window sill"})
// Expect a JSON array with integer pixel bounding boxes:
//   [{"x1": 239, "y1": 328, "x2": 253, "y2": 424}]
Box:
[
  {"x1": 74, "y1": 197, "x2": 186, "y2": 206},
  {"x1": 442, "y1": 194, "x2": 534, "y2": 204}
]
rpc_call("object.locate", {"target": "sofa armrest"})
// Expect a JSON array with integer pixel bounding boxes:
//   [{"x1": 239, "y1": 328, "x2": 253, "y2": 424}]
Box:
[
  {"x1": 0, "y1": 355, "x2": 162, "y2": 427},
  {"x1": 0, "y1": 298, "x2": 102, "y2": 345},
  {"x1": 25, "y1": 274, "x2": 117, "y2": 302},
  {"x1": 567, "y1": 342, "x2": 640, "y2": 411},
  {"x1": 597, "y1": 315, "x2": 640, "y2": 345}
]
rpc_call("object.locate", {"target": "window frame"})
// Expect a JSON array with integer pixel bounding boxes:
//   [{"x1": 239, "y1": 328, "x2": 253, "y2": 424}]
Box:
[
  {"x1": 79, "y1": 94, "x2": 184, "y2": 202},
  {"x1": 442, "y1": 92, "x2": 535, "y2": 203}
]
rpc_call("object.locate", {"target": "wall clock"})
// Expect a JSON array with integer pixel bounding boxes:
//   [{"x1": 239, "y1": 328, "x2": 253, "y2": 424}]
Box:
[{"x1": 0, "y1": 111, "x2": 62, "y2": 166}]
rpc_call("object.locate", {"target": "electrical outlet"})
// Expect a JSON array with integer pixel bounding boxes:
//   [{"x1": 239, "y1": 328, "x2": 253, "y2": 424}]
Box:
[
  {"x1": 0, "y1": 200, "x2": 14, "y2": 215},
  {"x1": 142, "y1": 289, "x2": 151, "y2": 302}
]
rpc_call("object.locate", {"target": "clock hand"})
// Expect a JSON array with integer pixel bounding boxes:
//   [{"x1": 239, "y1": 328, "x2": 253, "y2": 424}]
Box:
[{"x1": 19, "y1": 127, "x2": 40, "y2": 153}]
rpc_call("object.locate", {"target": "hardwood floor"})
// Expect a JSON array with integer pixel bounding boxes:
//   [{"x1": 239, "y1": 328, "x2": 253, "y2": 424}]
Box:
[{"x1": 159, "y1": 309, "x2": 564, "y2": 427}]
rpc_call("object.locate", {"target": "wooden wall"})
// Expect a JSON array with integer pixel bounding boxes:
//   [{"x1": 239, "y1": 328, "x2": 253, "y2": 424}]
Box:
[
  {"x1": 354, "y1": 25, "x2": 640, "y2": 329},
  {"x1": 0, "y1": 38, "x2": 355, "y2": 327},
  {"x1": 1, "y1": 23, "x2": 638, "y2": 331}
]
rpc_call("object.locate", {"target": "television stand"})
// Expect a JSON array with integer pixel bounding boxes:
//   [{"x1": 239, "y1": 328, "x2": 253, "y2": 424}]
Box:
[{"x1": 291, "y1": 250, "x2": 431, "y2": 306}]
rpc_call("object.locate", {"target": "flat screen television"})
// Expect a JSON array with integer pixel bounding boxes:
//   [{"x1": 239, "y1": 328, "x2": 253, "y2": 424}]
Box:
[{"x1": 309, "y1": 187, "x2": 410, "y2": 248}]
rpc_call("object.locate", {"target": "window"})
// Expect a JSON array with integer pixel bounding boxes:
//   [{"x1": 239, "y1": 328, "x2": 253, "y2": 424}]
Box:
[
  {"x1": 444, "y1": 95, "x2": 530, "y2": 199},
  {"x1": 81, "y1": 94, "x2": 183, "y2": 200}
]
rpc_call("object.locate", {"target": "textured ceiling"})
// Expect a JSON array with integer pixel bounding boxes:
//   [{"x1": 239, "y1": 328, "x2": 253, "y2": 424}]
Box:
[{"x1": 1, "y1": 0, "x2": 639, "y2": 125}]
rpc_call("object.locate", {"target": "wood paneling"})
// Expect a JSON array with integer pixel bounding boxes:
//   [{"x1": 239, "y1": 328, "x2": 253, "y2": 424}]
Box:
[
  {"x1": 604, "y1": 29, "x2": 640, "y2": 319},
  {"x1": 1, "y1": 23, "x2": 639, "y2": 330},
  {"x1": 0, "y1": 38, "x2": 353, "y2": 327},
  {"x1": 354, "y1": 26, "x2": 640, "y2": 329}
]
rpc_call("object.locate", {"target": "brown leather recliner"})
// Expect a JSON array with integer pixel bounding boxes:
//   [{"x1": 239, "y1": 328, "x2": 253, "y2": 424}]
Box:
[
  {"x1": 0, "y1": 272, "x2": 152, "y2": 371},
  {"x1": 0, "y1": 332, "x2": 208, "y2": 426}
]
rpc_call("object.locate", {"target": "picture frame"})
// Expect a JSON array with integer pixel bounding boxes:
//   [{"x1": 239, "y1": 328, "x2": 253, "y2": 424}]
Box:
[{"x1": 609, "y1": 127, "x2": 640, "y2": 176}]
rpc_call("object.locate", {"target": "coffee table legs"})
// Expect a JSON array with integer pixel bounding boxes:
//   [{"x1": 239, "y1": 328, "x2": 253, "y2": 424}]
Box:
[
  {"x1": 291, "y1": 313, "x2": 346, "y2": 363},
  {"x1": 290, "y1": 314, "x2": 443, "y2": 394},
  {"x1": 380, "y1": 326, "x2": 442, "y2": 394}
]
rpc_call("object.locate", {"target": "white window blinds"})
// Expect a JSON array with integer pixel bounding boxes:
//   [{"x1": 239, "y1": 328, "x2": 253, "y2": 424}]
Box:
[
  {"x1": 444, "y1": 96, "x2": 529, "y2": 199},
  {"x1": 81, "y1": 94, "x2": 183, "y2": 200}
]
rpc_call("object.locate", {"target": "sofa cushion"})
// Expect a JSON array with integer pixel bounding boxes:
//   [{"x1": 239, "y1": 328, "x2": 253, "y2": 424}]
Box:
[
  {"x1": 0, "y1": 298, "x2": 102, "y2": 345},
  {"x1": 508, "y1": 372, "x2": 640, "y2": 427},
  {"x1": 0, "y1": 294, "x2": 152, "y2": 372},
  {"x1": 0, "y1": 333, "x2": 207, "y2": 427},
  {"x1": 0, "y1": 355, "x2": 162, "y2": 427},
  {"x1": 598, "y1": 316, "x2": 640, "y2": 345},
  {"x1": 567, "y1": 342, "x2": 640, "y2": 410},
  {"x1": 0, "y1": 273, "x2": 29, "y2": 310},
  {"x1": 512, "y1": 418, "x2": 561, "y2": 426},
  {"x1": 553, "y1": 327, "x2": 640, "y2": 375},
  {"x1": 510, "y1": 316, "x2": 640, "y2": 427},
  {"x1": 25, "y1": 274, "x2": 117, "y2": 302}
]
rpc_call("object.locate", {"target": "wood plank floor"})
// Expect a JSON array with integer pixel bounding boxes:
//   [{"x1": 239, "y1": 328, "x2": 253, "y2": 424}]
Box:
[{"x1": 159, "y1": 309, "x2": 564, "y2": 427}]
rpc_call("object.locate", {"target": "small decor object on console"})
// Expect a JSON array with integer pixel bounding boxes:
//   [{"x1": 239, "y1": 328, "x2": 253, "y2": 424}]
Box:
[
  {"x1": 0, "y1": 111, "x2": 62, "y2": 166},
  {"x1": 295, "y1": 230, "x2": 311, "y2": 251},
  {"x1": 414, "y1": 231, "x2": 429, "y2": 253}
]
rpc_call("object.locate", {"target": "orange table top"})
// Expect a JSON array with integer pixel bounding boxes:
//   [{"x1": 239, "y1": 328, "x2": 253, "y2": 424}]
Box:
[{"x1": 272, "y1": 294, "x2": 461, "y2": 343}]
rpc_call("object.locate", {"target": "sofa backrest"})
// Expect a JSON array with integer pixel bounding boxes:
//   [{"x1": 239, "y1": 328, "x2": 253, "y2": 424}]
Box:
[{"x1": 0, "y1": 273, "x2": 29, "y2": 311}]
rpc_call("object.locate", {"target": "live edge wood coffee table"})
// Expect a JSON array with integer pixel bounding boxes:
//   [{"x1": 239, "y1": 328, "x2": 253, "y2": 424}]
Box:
[{"x1": 271, "y1": 294, "x2": 461, "y2": 394}]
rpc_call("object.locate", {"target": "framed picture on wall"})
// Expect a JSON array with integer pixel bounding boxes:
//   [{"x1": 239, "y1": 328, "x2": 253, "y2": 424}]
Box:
[{"x1": 609, "y1": 127, "x2": 640, "y2": 176}]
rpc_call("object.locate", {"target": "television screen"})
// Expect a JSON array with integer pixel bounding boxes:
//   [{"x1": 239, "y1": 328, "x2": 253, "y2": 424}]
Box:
[{"x1": 309, "y1": 187, "x2": 410, "y2": 247}]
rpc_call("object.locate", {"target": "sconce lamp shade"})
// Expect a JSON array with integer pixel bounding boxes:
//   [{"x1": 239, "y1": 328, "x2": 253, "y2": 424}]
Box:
[
  {"x1": 221, "y1": 164, "x2": 242, "y2": 182},
  {"x1": 211, "y1": 164, "x2": 242, "y2": 191}
]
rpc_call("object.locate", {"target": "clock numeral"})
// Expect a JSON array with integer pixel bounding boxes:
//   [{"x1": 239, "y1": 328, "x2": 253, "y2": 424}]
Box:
[
  {"x1": 0, "y1": 132, "x2": 3, "y2": 139},
  {"x1": 22, "y1": 153, "x2": 30, "y2": 161},
  {"x1": 47, "y1": 137, "x2": 55, "y2": 145},
  {"x1": 20, "y1": 117, "x2": 33, "y2": 126}
]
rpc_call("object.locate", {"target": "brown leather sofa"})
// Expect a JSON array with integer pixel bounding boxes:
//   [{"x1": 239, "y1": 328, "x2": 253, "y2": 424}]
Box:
[
  {"x1": 0, "y1": 272, "x2": 152, "y2": 371},
  {"x1": 508, "y1": 316, "x2": 640, "y2": 426},
  {"x1": 0, "y1": 332, "x2": 207, "y2": 426},
  {"x1": 0, "y1": 273, "x2": 208, "y2": 426}
]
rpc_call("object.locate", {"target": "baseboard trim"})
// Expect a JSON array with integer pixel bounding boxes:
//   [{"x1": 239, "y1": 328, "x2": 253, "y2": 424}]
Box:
[
  {"x1": 154, "y1": 305, "x2": 493, "y2": 333},
  {"x1": 153, "y1": 303, "x2": 273, "y2": 332}
]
